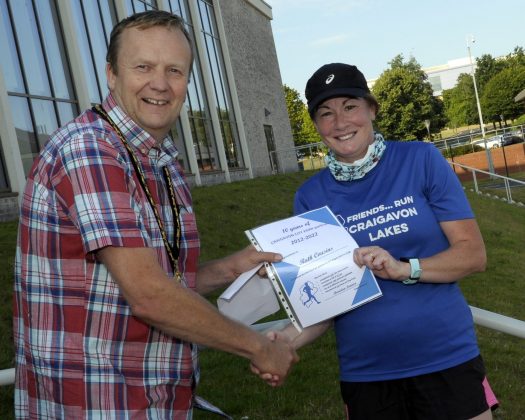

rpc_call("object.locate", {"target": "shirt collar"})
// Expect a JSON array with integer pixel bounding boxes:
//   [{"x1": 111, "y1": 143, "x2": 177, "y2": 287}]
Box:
[{"x1": 101, "y1": 93, "x2": 175, "y2": 158}]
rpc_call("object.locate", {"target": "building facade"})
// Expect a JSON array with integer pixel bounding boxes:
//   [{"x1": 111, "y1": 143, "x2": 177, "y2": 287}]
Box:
[
  {"x1": 0, "y1": 0, "x2": 296, "y2": 220},
  {"x1": 424, "y1": 57, "x2": 474, "y2": 97}
]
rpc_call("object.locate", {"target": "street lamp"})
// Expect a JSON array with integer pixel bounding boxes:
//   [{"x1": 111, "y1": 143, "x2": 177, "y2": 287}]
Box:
[
  {"x1": 466, "y1": 35, "x2": 485, "y2": 137},
  {"x1": 467, "y1": 35, "x2": 494, "y2": 174},
  {"x1": 424, "y1": 119, "x2": 431, "y2": 141}
]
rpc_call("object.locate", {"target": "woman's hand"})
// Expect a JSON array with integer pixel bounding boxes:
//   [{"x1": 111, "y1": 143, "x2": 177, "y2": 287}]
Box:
[
  {"x1": 354, "y1": 219, "x2": 486, "y2": 284},
  {"x1": 354, "y1": 246, "x2": 409, "y2": 281}
]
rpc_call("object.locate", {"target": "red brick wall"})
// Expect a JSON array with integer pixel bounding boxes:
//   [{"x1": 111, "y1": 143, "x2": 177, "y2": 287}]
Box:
[{"x1": 447, "y1": 143, "x2": 525, "y2": 181}]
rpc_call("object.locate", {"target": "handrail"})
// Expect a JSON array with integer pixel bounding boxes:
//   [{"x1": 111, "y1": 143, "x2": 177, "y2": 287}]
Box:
[
  {"x1": 470, "y1": 307, "x2": 525, "y2": 339},
  {"x1": 450, "y1": 161, "x2": 525, "y2": 184},
  {"x1": 1, "y1": 306, "x2": 523, "y2": 387},
  {"x1": 0, "y1": 368, "x2": 14, "y2": 386},
  {"x1": 448, "y1": 161, "x2": 525, "y2": 204}
]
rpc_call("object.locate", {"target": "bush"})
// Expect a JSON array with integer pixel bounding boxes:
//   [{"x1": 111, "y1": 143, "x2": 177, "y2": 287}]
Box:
[{"x1": 441, "y1": 144, "x2": 484, "y2": 158}]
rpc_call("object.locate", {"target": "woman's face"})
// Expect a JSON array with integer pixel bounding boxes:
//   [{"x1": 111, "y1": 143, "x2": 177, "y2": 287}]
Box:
[{"x1": 314, "y1": 97, "x2": 376, "y2": 163}]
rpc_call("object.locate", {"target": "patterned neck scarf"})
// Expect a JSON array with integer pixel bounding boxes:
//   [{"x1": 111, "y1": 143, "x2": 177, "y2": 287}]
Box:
[{"x1": 325, "y1": 132, "x2": 386, "y2": 181}]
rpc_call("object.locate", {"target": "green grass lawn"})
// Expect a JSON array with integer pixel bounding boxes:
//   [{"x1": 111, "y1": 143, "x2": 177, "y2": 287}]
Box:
[{"x1": 1, "y1": 170, "x2": 524, "y2": 419}]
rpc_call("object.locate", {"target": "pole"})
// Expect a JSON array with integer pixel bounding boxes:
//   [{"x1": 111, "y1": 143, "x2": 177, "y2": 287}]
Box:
[
  {"x1": 467, "y1": 35, "x2": 495, "y2": 174},
  {"x1": 424, "y1": 119, "x2": 431, "y2": 141}
]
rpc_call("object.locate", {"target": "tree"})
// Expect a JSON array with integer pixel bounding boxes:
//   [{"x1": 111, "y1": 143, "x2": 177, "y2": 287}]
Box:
[
  {"x1": 283, "y1": 84, "x2": 321, "y2": 146},
  {"x1": 442, "y1": 73, "x2": 478, "y2": 129},
  {"x1": 505, "y1": 46, "x2": 525, "y2": 68},
  {"x1": 300, "y1": 106, "x2": 321, "y2": 144},
  {"x1": 372, "y1": 55, "x2": 445, "y2": 140},
  {"x1": 475, "y1": 53, "x2": 506, "y2": 93},
  {"x1": 481, "y1": 64, "x2": 525, "y2": 122}
]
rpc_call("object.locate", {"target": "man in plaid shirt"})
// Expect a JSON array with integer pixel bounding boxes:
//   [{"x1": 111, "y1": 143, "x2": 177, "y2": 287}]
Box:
[{"x1": 13, "y1": 11, "x2": 298, "y2": 419}]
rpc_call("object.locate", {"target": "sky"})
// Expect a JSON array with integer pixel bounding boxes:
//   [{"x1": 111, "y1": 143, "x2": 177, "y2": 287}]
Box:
[{"x1": 265, "y1": 0, "x2": 525, "y2": 98}]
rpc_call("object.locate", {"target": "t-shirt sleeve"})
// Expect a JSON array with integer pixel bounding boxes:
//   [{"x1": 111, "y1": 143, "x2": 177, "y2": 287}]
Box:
[
  {"x1": 423, "y1": 145, "x2": 474, "y2": 222},
  {"x1": 52, "y1": 133, "x2": 151, "y2": 254}
]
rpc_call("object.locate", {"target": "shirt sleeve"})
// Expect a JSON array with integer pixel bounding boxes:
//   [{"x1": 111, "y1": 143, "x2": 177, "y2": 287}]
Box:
[
  {"x1": 423, "y1": 144, "x2": 474, "y2": 222},
  {"x1": 52, "y1": 132, "x2": 152, "y2": 254}
]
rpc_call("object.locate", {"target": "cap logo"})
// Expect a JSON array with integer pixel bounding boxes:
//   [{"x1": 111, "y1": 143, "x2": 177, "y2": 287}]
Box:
[{"x1": 325, "y1": 74, "x2": 335, "y2": 84}]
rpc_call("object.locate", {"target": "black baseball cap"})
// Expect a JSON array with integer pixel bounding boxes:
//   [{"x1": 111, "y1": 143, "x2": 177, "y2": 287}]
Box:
[{"x1": 305, "y1": 63, "x2": 370, "y2": 116}]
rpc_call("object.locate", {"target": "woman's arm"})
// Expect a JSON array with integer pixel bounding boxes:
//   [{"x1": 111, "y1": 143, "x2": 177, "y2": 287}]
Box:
[
  {"x1": 354, "y1": 219, "x2": 486, "y2": 284},
  {"x1": 272, "y1": 320, "x2": 332, "y2": 350}
]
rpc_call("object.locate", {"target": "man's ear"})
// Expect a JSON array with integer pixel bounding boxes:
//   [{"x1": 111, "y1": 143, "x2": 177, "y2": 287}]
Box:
[{"x1": 106, "y1": 63, "x2": 116, "y2": 91}]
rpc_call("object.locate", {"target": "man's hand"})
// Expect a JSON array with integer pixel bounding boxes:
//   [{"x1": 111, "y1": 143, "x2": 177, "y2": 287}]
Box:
[
  {"x1": 250, "y1": 331, "x2": 298, "y2": 387},
  {"x1": 196, "y1": 246, "x2": 282, "y2": 294},
  {"x1": 224, "y1": 245, "x2": 282, "y2": 280}
]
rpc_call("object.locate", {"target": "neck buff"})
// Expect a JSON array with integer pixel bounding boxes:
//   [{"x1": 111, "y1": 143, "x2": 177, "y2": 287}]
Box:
[{"x1": 325, "y1": 132, "x2": 386, "y2": 181}]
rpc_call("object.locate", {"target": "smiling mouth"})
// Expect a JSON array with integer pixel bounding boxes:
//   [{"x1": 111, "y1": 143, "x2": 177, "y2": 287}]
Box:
[
  {"x1": 143, "y1": 98, "x2": 169, "y2": 106},
  {"x1": 337, "y1": 132, "x2": 356, "y2": 141}
]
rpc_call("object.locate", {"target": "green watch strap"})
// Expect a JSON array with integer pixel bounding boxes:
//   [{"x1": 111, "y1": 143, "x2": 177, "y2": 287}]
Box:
[{"x1": 400, "y1": 257, "x2": 421, "y2": 285}]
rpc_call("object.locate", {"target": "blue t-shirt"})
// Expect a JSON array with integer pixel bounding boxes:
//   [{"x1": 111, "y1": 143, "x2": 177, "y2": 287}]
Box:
[{"x1": 294, "y1": 141, "x2": 480, "y2": 382}]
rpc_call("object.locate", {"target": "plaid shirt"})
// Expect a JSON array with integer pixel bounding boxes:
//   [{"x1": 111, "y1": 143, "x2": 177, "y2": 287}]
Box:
[{"x1": 14, "y1": 94, "x2": 200, "y2": 419}]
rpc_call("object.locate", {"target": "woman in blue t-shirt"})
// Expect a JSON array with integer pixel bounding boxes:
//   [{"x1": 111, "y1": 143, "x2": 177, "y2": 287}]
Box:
[{"x1": 257, "y1": 63, "x2": 497, "y2": 419}]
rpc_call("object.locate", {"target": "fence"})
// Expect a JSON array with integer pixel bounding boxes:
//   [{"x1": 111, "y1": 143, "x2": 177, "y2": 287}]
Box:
[
  {"x1": 1, "y1": 305, "x2": 524, "y2": 387},
  {"x1": 270, "y1": 124, "x2": 525, "y2": 177},
  {"x1": 449, "y1": 161, "x2": 525, "y2": 205}
]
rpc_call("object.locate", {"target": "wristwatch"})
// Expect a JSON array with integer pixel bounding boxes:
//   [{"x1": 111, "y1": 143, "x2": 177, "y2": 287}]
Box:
[{"x1": 400, "y1": 257, "x2": 422, "y2": 285}]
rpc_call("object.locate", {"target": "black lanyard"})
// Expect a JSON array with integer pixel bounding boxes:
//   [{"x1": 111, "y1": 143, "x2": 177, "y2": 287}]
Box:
[{"x1": 92, "y1": 105, "x2": 182, "y2": 280}]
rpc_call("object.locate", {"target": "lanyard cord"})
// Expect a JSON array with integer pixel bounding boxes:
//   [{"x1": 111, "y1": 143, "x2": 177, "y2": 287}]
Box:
[{"x1": 92, "y1": 105, "x2": 182, "y2": 280}]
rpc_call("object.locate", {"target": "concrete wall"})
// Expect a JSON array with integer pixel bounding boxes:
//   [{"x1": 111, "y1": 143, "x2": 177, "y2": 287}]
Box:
[{"x1": 217, "y1": 0, "x2": 297, "y2": 177}]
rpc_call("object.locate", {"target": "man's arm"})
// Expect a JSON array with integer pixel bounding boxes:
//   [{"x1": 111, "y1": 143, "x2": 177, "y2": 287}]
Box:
[
  {"x1": 195, "y1": 246, "x2": 282, "y2": 295},
  {"x1": 97, "y1": 246, "x2": 297, "y2": 383}
]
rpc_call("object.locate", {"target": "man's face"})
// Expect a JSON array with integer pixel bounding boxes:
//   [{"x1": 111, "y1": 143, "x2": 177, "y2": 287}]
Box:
[{"x1": 106, "y1": 25, "x2": 192, "y2": 141}]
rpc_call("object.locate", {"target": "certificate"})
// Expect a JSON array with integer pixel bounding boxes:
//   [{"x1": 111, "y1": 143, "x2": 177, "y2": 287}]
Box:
[{"x1": 245, "y1": 206, "x2": 382, "y2": 330}]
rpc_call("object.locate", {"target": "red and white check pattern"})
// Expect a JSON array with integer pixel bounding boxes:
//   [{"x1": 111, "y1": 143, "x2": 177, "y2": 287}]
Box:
[{"x1": 14, "y1": 94, "x2": 200, "y2": 419}]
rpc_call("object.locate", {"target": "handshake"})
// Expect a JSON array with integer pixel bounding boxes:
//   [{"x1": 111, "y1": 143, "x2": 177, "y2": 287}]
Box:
[{"x1": 249, "y1": 328, "x2": 299, "y2": 387}]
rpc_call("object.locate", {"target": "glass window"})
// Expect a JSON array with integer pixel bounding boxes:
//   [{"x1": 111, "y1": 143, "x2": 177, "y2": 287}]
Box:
[
  {"x1": 196, "y1": 0, "x2": 243, "y2": 168},
  {"x1": 1, "y1": 0, "x2": 80, "y2": 181},
  {"x1": 264, "y1": 125, "x2": 279, "y2": 173},
  {"x1": 81, "y1": 1, "x2": 112, "y2": 99},
  {"x1": 131, "y1": 0, "x2": 158, "y2": 13},
  {"x1": 9, "y1": 96, "x2": 39, "y2": 174},
  {"x1": 0, "y1": 132, "x2": 10, "y2": 190},
  {"x1": 187, "y1": 55, "x2": 219, "y2": 171},
  {"x1": 124, "y1": 0, "x2": 133, "y2": 15},
  {"x1": 99, "y1": 1, "x2": 118, "y2": 43},
  {"x1": 167, "y1": 0, "x2": 216, "y2": 173},
  {"x1": 34, "y1": 0, "x2": 75, "y2": 100},
  {"x1": 170, "y1": 119, "x2": 189, "y2": 170},
  {"x1": 57, "y1": 102, "x2": 78, "y2": 126},
  {"x1": 190, "y1": 115, "x2": 217, "y2": 171},
  {"x1": 32, "y1": 99, "x2": 59, "y2": 150},
  {"x1": 167, "y1": 0, "x2": 190, "y2": 17},
  {"x1": 70, "y1": 0, "x2": 103, "y2": 103},
  {"x1": 10, "y1": 0, "x2": 51, "y2": 96},
  {"x1": 0, "y1": 0, "x2": 25, "y2": 93}
]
